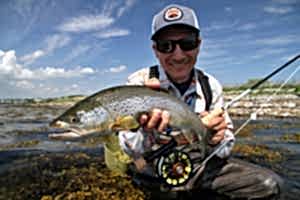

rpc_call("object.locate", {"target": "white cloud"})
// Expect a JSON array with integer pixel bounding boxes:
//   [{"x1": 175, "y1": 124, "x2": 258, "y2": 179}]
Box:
[
  {"x1": 10, "y1": 0, "x2": 35, "y2": 18},
  {"x1": 117, "y1": 0, "x2": 136, "y2": 17},
  {"x1": 36, "y1": 66, "x2": 95, "y2": 79},
  {"x1": 58, "y1": 14, "x2": 114, "y2": 33},
  {"x1": 102, "y1": 0, "x2": 120, "y2": 17},
  {"x1": 0, "y1": 50, "x2": 20, "y2": 74},
  {"x1": 255, "y1": 35, "x2": 298, "y2": 46},
  {"x1": 71, "y1": 84, "x2": 79, "y2": 89},
  {"x1": 200, "y1": 38, "x2": 229, "y2": 59},
  {"x1": 78, "y1": 67, "x2": 95, "y2": 74},
  {"x1": 224, "y1": 7, "x2": 232, "y2": 12},
  {"x1": 0, "y1": 50, "x2": 34, "y2": 79},
  {"x1": 102, "y1": 0, "x2": 136, "y2": 18},
  {"x1": 17, "y1": 34, "x2": 70, "y2": 66},
  {"x1": 95, "y1": 28, "x2": 130, "y2": 39},
  {"x1": 250, "y1": 48, "x2": 287, "y2": 59},
  {"x1": 205, "y1": 20, "x2": 239, "y2": 31},
  {"x1": 14, "y1": 80, "x2": 35, "y2": 89},
  {"x1": 263, "y1": 6, "x2": 293, "y2": 14},
  {"x1": 108, "y1": 65, "x2": 127, "y2": 73},
  {"x1": 238, "y1": 23, "x2": 257, "y2": 31},
  {"x1": 272, "y1": 0, "x2": 298, "y2": 4},
  {"x1": 280, "y1": 53, "x2": 300, "y2": 63},
  {"x1": 45, "y1": 34, "x2": 71, "y2": 53},
  {"x1": 63, "y1": 45, "x2": 91, "y2": 63},
  {"x1": 20, "y1": 50, "x2": 45, "y2": 65},
  {"x1": 0, "y1": 50, "x2": 95, "y2": 80}
]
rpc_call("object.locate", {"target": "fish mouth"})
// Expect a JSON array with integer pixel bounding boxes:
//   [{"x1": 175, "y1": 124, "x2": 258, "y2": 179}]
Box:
[
  {"x1": 48, "y1": 127, "x2": 87, "y2": 140},
  {"x1": 49, "y1": 120, "x2": 88, "y2": 139}
]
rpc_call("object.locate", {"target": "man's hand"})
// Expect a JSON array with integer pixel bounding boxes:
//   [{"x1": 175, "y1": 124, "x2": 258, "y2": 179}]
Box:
[
  {"x1": 200, "y1": 108, "x2": 227, "y2": 146},
  {"x1": 141, "y1": 79, "x2": 171, "y2": 132},
  {"x1": 133, "y1": 157, "x2": 147, "y2": 172},
  {"x1": 139, "y1": 108, "x2": 170, "y2": 132}
]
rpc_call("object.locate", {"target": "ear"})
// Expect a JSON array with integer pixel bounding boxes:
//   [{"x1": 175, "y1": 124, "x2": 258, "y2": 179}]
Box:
[
  {"x1": 198, "y1": 38, "x2": 202, "y2": 47},
  {"x1": 197, "y1": 38, "x2": 202, "y2": 52},
  {"x1": 152, "y1": 43, "x2": 160, "y2": 58}
]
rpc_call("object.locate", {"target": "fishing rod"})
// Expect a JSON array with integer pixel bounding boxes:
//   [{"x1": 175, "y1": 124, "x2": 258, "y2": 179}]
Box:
[
  {"x1": 202, "y1": 63, "x2": 300, "y2": 167},
  {"x1": 224, "y1": 54, "x2": 300, "y2": 109},
  {"x1": 176, "y1": 54, "x2": 300, "y2": 191},
  {"x1": 157, "y1": 54, "x2": 300, "y2": 190}
]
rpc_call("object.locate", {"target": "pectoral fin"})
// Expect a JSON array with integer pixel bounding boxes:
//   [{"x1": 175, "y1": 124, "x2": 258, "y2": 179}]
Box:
[{"x1": 109, "y1": 115, "x2": 140, "y2": 131}]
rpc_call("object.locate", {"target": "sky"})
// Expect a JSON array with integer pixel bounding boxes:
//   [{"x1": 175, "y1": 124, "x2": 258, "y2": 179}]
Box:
[{"x1": 0, "y1": 0, "x2": 299, "y2": 98}]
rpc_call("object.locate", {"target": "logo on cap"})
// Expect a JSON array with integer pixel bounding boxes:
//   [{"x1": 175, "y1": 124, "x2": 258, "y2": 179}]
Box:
[{"x1": 164, "y1": 7, "x2": 183, "y2": 21}]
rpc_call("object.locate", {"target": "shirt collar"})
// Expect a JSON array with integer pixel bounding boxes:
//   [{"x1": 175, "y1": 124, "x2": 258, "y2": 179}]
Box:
[{"x1": 157, "y1": 65, "x2": 199, "y2": 97}]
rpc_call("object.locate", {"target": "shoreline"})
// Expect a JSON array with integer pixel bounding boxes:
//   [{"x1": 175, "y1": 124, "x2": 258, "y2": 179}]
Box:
[
  {"x1": 0, "y1": 91, "x2": 299, "y2": 118},
  {"x1": 225, "y1": 93, "x2": 299, "y2": 118}
]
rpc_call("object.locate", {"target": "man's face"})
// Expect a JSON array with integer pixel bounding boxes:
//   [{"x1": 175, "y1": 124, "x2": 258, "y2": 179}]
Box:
[{"x1": 153, "y1": 26, "x2": 201, "y2": 83}]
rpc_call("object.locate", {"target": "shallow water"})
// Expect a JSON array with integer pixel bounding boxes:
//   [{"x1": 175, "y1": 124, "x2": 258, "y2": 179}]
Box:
[{"x1": 0, "y1": 103, "x2": 299, "y2": 199}]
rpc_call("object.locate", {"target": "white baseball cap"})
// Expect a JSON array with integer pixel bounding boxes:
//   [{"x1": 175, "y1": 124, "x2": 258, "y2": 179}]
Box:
[{"x1": 151, "y1": 4, "x2": 200, "y2": 40}]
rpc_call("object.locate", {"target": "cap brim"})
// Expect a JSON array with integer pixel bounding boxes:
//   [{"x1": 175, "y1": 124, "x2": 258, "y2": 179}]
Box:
[{"x1": 151, "y1": 24, "x2": 200, "y2": 40}]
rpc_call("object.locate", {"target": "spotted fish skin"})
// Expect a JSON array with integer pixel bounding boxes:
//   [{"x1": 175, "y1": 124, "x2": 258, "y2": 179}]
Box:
[{"x1": 49, "y1": 85, "x2": 207, "y2": 158}]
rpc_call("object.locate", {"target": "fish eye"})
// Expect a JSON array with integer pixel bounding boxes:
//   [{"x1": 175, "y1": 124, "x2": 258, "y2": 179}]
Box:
[{"x1": 70, "y1": 116, "x2": 79, "y2": 123}]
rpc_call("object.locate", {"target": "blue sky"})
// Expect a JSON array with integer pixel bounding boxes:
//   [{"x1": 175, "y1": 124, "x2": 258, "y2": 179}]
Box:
[{"x1": 0, "y1": 0, "x2": 299, "y2": 98}]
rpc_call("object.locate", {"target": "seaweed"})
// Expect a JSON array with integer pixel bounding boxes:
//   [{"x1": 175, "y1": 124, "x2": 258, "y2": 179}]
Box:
[{"x1": 0, "y1": 152, "x2": 145, "y2": 200}]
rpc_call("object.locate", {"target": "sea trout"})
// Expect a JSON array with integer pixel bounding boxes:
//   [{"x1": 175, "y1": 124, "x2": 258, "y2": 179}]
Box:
[{"x1": 49, "y1": 85, "x2": 207, "y2": 158}]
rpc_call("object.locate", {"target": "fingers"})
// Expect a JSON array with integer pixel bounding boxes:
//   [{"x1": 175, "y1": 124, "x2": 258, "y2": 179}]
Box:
[
  {"x1": 139, "y1": 114, "x2": 148, "y2": 125},
  {"x1": 213, "y1": 120, "x2": 227, "y2": 131},
  {"x1": 199, "y1": 111, "x2": 209, "y2": 117},
  {"x1": 201, "y1": 108, "x2": 224, "y2": 126},
  {"x1": 200, "y1": 108, "x2": 228, "y2": 146},
  {"x1": 202, "y1": 115, "x2": 223, "y2": 129},
  {"x1": 145, "y1": 78, "x2": 160, "y2": 89},
  {"x1": 134, "y1": 157, "x2": 147, "y2": 172},
  {"x1": 158, "y1": 110, "x2": 170, "y2": 132},
  {"x1": 146, "y1": 108, "x2": 162, "y2": 129},
  {"x1": 140, "y1": 108, "x2": 170, "y2": 132},
  {"x1": 208, "y1": 129, "x2": 225, "y2": 146}
]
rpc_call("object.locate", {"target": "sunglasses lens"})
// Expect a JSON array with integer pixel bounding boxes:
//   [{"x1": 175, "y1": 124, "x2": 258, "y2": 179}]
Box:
[
  {"x1": 156, "y1": 37, "x2": 198, "y2": 53},
  {"x1": 156, "y1": 40, "x2": 174, "y2": 53},
  {"x1": 179, "y1": 38, "x2": 198, "y2": 51}
]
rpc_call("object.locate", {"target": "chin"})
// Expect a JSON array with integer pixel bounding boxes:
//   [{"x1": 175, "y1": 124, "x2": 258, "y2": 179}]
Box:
[{"x1": 173, "y1": 74, "x2": 190, "y2": 83}]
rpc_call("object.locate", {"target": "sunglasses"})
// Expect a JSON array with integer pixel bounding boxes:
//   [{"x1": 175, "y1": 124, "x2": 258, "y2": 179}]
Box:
[{"x1": 155, "y1": 37, "x2": 199, "y2": 54}]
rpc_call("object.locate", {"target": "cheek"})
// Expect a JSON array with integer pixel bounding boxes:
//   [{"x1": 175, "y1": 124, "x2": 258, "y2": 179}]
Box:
[
  {"x1": 157, "y1": 54, "x2": 170, "y2": 65},
  {"x1": 186, "y1": 51, "x2": 198, "y2": 64}
]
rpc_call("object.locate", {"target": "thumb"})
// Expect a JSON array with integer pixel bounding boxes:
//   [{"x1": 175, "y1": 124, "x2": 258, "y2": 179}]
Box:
[
  {"x1": 199, "y1": 111, "x2": 209, "y2": 118},
  {"x1": 145, "y1": 78, "x2": 160, "y2": 89},
  {"x1": 201, "y1": 108, "x2": 224, "y2": 127}
]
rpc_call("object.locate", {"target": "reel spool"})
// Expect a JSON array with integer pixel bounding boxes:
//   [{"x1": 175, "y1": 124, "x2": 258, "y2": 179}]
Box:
[{"x1": 156, "y1": 150, "x2": 193, "y2": 187}]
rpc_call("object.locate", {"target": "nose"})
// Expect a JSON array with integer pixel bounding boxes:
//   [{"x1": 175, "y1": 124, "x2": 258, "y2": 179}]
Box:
[{"x1": 172, "y1": 44, "x2": 186, "y2": 60}]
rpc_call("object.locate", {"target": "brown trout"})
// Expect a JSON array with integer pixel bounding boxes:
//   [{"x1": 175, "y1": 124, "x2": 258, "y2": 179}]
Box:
[{"x1": 49, "y1": 85, "x2": 207, "y2": 157}]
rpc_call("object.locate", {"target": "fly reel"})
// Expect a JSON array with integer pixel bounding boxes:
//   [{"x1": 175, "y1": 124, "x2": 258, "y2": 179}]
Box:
[{"x1": 156, "y1": 150, "x2": 193, "y2": 187}]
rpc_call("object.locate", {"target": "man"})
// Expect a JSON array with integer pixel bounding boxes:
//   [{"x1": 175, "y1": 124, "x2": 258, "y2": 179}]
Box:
[{"x1": 118, "y1": 4, "x2": 282, "y2": 200}]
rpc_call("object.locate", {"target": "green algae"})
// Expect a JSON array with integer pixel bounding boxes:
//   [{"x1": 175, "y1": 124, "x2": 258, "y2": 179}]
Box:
[
  {"x1": 0, "y1": 139, "x2": 40, "y2": 150},
  {"x1": 0, "y1": 152, "x2": 145, "y2": 200},
  {"x1": 280, "y1": 133, "x2": 300, "y2": 143},
  {"x1": 232, "y1": 144, "x2": 283, "y2": 162}
]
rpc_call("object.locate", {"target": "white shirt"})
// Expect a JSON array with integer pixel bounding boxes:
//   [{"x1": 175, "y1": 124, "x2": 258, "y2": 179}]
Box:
[{"x1": 119, "y1": 65, "x2": 235, "y2": 158}]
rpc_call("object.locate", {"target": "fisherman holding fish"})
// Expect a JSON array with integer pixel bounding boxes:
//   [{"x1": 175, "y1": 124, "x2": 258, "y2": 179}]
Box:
[
  {"x1": 118, "y1": 4, "x2": 283, "y2": 200},
  {"x1": 49, "y1": 3, "x2": 284, "y2": 200}
]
